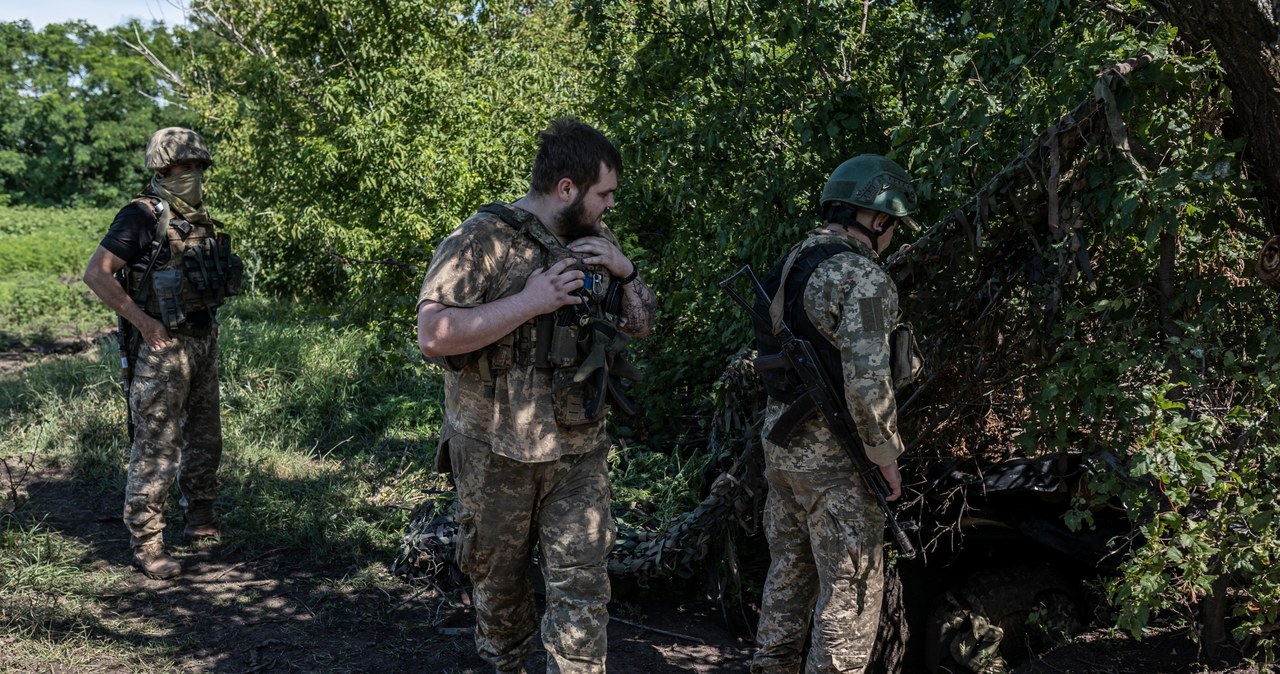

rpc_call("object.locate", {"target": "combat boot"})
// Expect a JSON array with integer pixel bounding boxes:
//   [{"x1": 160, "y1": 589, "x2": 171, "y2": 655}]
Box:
[
  {"x1": 184, "y1": 500, "x2": 223, "y2": 539},
  {"x1": 133, "y1": 541, "x2": 181, "y2": 580}
]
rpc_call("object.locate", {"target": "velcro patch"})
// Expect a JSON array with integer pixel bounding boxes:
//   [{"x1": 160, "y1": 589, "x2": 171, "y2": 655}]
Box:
[{"x1": 859, "y1": 298, "x2": 888, "y2": 333}]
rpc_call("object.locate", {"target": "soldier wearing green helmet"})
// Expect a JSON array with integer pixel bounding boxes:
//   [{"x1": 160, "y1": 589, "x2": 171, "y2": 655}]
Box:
[
  {"x1": 751, "y1": 154, "x2": 921, "y2": 673},
  {"x1": 83, "y1": 127, "x2": 242, "y2": 580}
]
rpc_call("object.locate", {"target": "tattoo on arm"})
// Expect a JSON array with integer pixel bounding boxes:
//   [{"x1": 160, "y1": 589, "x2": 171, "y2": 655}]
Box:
[{"x1": 618, "y1": 276, "x2": 657, "y2": 335}]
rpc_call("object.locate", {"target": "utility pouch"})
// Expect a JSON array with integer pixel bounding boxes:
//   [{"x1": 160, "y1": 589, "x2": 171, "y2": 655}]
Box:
[
  {"x1": 890, "y1": 323, "x2": 924, "y2": 390},
  {"x1": 548, "y1": 323, "x2": 580, "y2": 367},
  {"x1": 151, "y1": 268, "x2": 186, "y2": 328},
  {"x1": 183, "y1": 246, "x2": 216, "y2": 293},
  {"x1": 489, "y1": 333, "x2": 514, "y2": 372},
  {"x1": 551, "y1": 368, "x2": 605, "y2": 429}
]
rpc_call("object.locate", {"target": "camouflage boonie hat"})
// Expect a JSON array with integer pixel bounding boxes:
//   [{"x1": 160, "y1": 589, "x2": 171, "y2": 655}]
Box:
[{"x1": 144, "y1": 127, "x2": 212, "y2": 172}]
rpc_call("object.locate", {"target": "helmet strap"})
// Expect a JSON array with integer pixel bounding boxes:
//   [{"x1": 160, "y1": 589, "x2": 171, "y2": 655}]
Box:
[{"x1": 824, "y1": 203, "x2": 891, "y2": 253}]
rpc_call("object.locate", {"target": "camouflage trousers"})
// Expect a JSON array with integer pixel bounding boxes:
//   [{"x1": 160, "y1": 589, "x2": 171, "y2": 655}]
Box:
[
  {"x1": 124, "y1": 331, "x2": 222, "y2": 547},
  {"x1": 449, "y1": 435, "x2": 615, "y2": 673},
  {"x1": 752, "y1": 466, "x2": 885, "y2": 674}
]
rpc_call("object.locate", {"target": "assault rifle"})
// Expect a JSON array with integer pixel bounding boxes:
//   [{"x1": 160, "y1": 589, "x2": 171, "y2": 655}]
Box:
[{"x1": 719, "y1": 265, "x2": 917, "y2": 559}]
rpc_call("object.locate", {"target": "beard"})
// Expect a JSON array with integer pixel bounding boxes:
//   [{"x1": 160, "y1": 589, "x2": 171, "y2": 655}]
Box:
[{"x1": 555, "y1": 196, "x2": 601, "y2": 240}]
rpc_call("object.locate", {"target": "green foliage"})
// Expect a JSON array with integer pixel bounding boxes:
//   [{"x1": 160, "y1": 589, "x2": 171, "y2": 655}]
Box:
[
  {"x1": 1004, "y1": 41, "x2": 1280, "y2": 645},
  {"x1": 0, "y1": 20, "x2": 200, "y2": 207},
  {"x1": 0, "y1": 206, "x2": 114, "y2": 346},
  {"x1": 179, "y1": 0, "x2": 592, "y2": 315},
  {"x1": 578, "y1": 0, "x2": 1280, "y2": 647},
  {"x1": 52, "y1": 0, "x2": 1271, "y2": 653}
]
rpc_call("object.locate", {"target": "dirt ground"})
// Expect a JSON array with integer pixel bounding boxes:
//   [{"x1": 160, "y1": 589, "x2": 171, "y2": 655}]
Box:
[
  {"x1": 6, "y1": 460, "x2": 1275, "y2": 674},
  {"x1": 7, "y1": 461, "x2": 757, "y2": 674}
]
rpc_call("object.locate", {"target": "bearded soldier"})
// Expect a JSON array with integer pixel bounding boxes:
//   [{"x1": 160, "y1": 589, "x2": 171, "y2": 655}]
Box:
[
  {"x1": 417, "y1": 118, "x2": 657, "y2": 673},
  {"x1": 83, "y1": 127, "x2": 242, "y2": 580},
  {"x1": 751, "y1": 155, "x2": 918, "y2": 673}
]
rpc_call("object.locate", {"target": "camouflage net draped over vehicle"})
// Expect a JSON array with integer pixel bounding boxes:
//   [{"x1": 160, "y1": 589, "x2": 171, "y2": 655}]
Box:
[{"x1": 392, "y1": 352, "x2": 769, "y2": 588}]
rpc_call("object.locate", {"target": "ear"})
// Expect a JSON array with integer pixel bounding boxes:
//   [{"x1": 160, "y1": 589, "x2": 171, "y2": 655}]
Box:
[
  {"x1": 555, "y1": 177, "x2": 578, "y2": 204},
  {"x1": 872, "y1": 212, "x2": 893, "y2": 234}
]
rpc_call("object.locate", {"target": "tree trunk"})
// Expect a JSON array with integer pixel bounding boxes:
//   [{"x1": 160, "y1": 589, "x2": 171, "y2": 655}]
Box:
[{"x1": 1144, "y1": 0, "x2": 1280, "y2": 233}]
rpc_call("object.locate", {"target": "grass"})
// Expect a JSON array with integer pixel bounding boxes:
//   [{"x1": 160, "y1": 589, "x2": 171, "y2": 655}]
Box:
[
  {"x1": 0, "y1": 205, "x2": 709, "y2": 672},
  {"x1": 1, "y1": 280, "x2": 451, "y2": 669},
  {"x1": 0, "y1": 205, "x2": 115, "y2": 347}
]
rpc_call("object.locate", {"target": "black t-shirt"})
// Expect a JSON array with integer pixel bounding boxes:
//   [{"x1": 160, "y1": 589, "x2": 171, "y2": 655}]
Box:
[
  {"x1": 101, "y1": 199, "x2": 212, "y2": 325},
  {"x1": 101, "y1": 201, "x2": 166, "y2": 271}
]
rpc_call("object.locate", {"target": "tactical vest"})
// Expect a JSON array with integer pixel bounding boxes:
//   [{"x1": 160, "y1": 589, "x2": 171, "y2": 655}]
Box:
[
  {"x1": 755, "y1": 236, "x2": 923, "y2": 446},
  {"x1": 441, "y1": 202, "x2": 640, "y2": 428},
  {"x1": 754, "y1": 239, "x2": 854, "y2": 409},
  {"x1": 124, "y1": 195, "x2": 243, "y2": 330}
]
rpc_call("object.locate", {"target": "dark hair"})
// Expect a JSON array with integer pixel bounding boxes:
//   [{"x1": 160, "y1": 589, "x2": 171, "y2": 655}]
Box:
[
  {"x1": 821, "y1": 201, "x2": 859, "y2": 226},
  {"x1": 530, "y1": 117, "x2": 622, "y2": 194}
]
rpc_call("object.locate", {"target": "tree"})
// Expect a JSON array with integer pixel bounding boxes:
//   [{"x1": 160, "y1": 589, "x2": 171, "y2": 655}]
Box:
[
  {"x1": 155, "y1": 0, "x2": 1279, "y2": 656},
  {"x1": 169, "y1": 0, "x2": 592, "y2": 307},
  {"x1": 0, "y1": 20, "x2": 198, "y2": 207},
  {"x1": 1144, "y1": 0, "x2": 1280, "y2": 232}
]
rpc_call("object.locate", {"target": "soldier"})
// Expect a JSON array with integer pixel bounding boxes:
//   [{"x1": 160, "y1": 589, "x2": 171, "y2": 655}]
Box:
[
  {"x1": 416, "y1": 117, "x2": 657, "y2": 674},
  {"x1": 83, "y1": 127, "x2": 242, "y2": 580},
  {"x1": 751, "y1": 155, "x2": 917, "y2": 673}
]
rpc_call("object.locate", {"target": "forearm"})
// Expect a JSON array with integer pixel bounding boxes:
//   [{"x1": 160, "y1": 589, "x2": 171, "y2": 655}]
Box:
[
  {"x1": 846, "y1": 375, "x2": 904, "y2": 466},
  {"x1": 617, "y1": 274, "x2": 656, "y2": 337},
  {"x1": 83, "y1": 254, "x2": 150, "y2": 329},
  {"x1": 417, "y1": 295, "x2": 542, "y2": 357}
]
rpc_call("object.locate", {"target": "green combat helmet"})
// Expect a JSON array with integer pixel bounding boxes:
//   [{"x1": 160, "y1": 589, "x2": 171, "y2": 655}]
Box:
[
  {"x1": 144, "y1": 127, "x2": 212, "y2": 172},
  {"x1": 820, "y1": 154, "x2": 917, "y2": 220}
]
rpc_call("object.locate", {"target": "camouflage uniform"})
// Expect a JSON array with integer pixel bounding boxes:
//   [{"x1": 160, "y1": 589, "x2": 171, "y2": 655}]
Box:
[
  {"x1": 125, "y1": 331, "x2": 222, "y2": 544},
  {"x1": 418, "y1": 203, "x2": 621, "y2": 673},
  {"x1": 752, "y1": 230, "x2": 904, "y2": 674}
]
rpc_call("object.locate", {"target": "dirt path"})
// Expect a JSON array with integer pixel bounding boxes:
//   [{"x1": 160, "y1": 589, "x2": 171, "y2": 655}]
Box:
[
  {"x1": 0, "y1": 331, "x2": 111, "y2": 376},
  {"x1": 13, "y1": 467, "x2": 754, "y2": 673}
]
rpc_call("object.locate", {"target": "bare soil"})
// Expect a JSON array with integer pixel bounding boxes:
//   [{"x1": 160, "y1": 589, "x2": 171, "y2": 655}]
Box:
[
  {"x1": 10, "y1": 466, "x2": 754, "y2": 674},
  {"x1": 0, "y1": 331, "x2": 110, "y2": 376}
]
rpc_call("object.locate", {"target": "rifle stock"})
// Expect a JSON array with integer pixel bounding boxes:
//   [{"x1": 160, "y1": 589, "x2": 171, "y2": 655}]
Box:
[{"x1": 720, "y1": 265, "x2": 917, "y2": 559}]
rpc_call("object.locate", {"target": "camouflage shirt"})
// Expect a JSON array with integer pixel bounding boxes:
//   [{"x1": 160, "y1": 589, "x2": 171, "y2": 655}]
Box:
[
  {"x1": 762, "y1": 229, "x2": 906, "y2": 472},
  {"x1": 417, "y1": 203, "x2": 617, "y2": 463}
]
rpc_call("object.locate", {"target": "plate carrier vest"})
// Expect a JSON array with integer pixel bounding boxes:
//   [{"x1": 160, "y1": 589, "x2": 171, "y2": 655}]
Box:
[
  {"x1": 435, "y1": 202, "x2": 641, "y2": 427},
  {"x1": 123, "y1": 195, "x2": 243, "y2": 330}
]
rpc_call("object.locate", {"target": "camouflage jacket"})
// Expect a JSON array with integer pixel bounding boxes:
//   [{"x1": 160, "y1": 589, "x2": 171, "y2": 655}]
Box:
[
  {"x1": 762, "y1": 229, "x2": 905, "y2": 472},
  {"x1": 417, "y1": 203, "x2": 618, "y2": 463}
]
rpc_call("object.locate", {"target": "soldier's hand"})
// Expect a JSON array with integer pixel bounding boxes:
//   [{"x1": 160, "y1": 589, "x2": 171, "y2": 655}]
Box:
[
  {"x1": 568, "y1": 237, "x2": 634, "y2": 280},
  {"x1": 879, "y1": 461, "x2": 902, "y2": 502},
  {"x1": 138, "y1": 316, "x2": 173, "y2": 350},
  {"x1": 522, "y1": 258, "x2": 585, "y2": 314}
]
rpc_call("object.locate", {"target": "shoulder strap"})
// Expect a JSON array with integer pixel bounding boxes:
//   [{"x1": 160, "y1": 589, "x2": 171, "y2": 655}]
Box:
[
  {"x1": 768, "y1": 238, "x2": 856, "y2": 335},
  {"x1": 477, "y1": 201, "x2": 568, "y2": 256},
  {"x1": 129, "y1": 196, "x2": 173, "y2": 304},
  {"x1": 477, "y1": 202, "x2": 526, "y2": 230}
]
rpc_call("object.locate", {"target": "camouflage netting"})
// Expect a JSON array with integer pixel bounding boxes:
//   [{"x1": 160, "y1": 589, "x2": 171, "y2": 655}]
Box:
[{"x1": 885, "y1": 55, "x2": 1159, "y2": 467}]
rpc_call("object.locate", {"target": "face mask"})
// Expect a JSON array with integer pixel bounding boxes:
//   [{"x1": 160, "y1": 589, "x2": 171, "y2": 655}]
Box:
[
  {"x1": 150, "y1": 168, "x2": 210, "y2": 224},
  {"x1": 157, "y1": 169, "x2": 204, "y2": 206}
]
